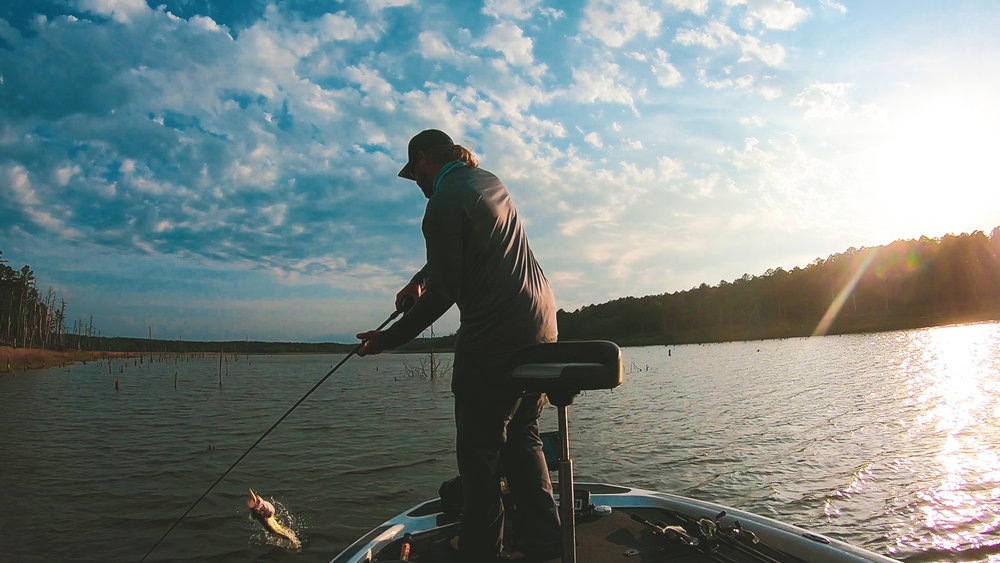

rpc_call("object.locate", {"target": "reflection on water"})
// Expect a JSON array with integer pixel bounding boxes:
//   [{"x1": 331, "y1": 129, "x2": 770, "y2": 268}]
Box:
[
  {"x1": 890, "y1": 324, "x2": 1000, "y2": 559},
  {"x1": 1, "y1": 322, "x2": 999, "y2": 562}
]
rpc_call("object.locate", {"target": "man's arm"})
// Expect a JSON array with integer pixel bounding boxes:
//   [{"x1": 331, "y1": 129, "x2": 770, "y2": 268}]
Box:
[
  {"x1": 379, "y1": 191, "x2": 464, "y2": 349},
  {"x1": 376, "y1": 290, "x2": 453, "y2": 350},
  {"x1": 395, "y1": 265, "x2": 428, "y2": 312}
]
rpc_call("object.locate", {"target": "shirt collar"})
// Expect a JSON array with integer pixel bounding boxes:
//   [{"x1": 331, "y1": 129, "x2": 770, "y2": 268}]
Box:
[{"x1": 434, "y1": 160, "x2": 466, "y2": 192}]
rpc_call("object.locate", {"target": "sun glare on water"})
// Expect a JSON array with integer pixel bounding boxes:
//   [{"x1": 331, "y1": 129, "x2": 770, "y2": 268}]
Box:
[{"x1": 892, "y1": 323, "x2": 1000, "y2": 557}]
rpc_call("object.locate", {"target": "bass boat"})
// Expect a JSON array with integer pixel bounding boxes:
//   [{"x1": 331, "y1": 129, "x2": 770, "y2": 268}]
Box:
[{"x1": 332, "y1": 341, "x2": 897, "y2": 563}]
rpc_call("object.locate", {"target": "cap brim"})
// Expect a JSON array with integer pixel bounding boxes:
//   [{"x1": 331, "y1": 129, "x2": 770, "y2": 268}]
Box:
[{"x1": 398, "y1": 162, "x2": 415, "y2": 180}]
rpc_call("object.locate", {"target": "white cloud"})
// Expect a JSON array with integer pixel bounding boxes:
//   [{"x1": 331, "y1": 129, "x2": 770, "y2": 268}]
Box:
[
  {"x1": 75, "y1": 0, "x2": 150, "y2": 24},
  {"x1": 539, "y1": 7, "x2": 566, "y2": 20},
  {"x1": 664, "y1": 0, "x2": 710, "y2": 15},
  {"x1": 581, "y1": 0, "x2": 662, "y2": 48},
  {"x1": 696, "y1": 67, "x2": 778, "y2": 99},
  {"x1": 791, "y1": 82, "x2": 852, "y2": 118},
  {"x1": 54, "y1": 164, "x2": 80, "y2": 186},
  {"x1": 418, "y1": 30, "x2": 458, "y2": 59},
  {"x1": 317, "y1": 12, "x2": 378, "y2": 42},
  {"x1": 483, "y1": 0, "x2": 540, "y2": 20},
  {"x1": 758, "y1": 84, "x2": 782, "y2": 100},
  {"x1": 723, "y1": 134, "x2": 852, "y2": 230},
  {"x1": 737, "y1": 34, "x2": 787, "y2": 65},
  {"x1": 584, "y1": 132, "x2": 603, "y2": 148},
  {"x1": 261, "y1": 203, "x2": 288, "y2": 227},
  {"x1": 658, "y1": 156, "x2": 684, "y2": 181},
  {"x1": 3, "y1": 164, "x2": 82, "y2": 238},
  {"x1": 0, "y1": 17, "x2": 23, "y2": 46},
  {"x1": 6, "y1": 165, "x2": 40, "y2": 206},
  {"x1": 744, "y1": 0, "x2": 810, "y2": 31},
  {"x1": 820, "y1": 0, "x2": 847, "y2": 15},
  {"x1": 675, "y1": 20, "x2": 787, "y2": 65},
  {"x1": 650, "y1": 48, "x2": 684, "y2": 87},
  {"x1": 570, "y1": 63, "x2": 636, "y2": 109},
  {"x1": 675, "y1": 20, "x2": 738, "y2": 49},
  {"x1": 188, "y1": 15, "x2": 224, "y2": 34},
  {"x1": 344, "y1": 64, "x2": 397, "y2": 111},
  {"x1": 474, "y1": 22, "x2": 535, "y2": 66},
  {"x1": 547, "y1": 270, "x2": 585, "y2": 289},
  {"x1": 399, "y1": 89, "x2": 475, "y2": 138},
  {"x1": 366, "y1": 0, "x2": 415, "y2": 10},
  {"x1": 686, "y1": 172, "x2": 725, "y2": 198},
  {"x1": 561, "y1": 206, "x2": 619, "y2": 236},
  {"x1": 698, "y1": 68, "x2": 734, "y2": 89}
]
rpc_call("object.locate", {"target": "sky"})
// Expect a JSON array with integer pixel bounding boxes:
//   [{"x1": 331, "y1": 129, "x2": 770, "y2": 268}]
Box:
[{"x1": 1, "y1": 0, "x2": 999, "y2": 343}]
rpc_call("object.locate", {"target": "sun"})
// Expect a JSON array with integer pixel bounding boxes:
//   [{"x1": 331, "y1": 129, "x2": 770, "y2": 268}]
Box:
[{"x1": 864, "y1": 87, "x2": 1000, "y2": 240}]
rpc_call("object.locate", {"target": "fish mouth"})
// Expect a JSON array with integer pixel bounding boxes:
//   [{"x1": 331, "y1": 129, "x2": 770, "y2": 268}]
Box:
[{"x1": 247, "y1": 489, "x2": 275, "y2": 518}]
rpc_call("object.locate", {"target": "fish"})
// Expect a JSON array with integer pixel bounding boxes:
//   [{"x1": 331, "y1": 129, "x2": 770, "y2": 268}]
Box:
[{"x1": 247, "y1": 489, "x2": 301, "y2": 550}]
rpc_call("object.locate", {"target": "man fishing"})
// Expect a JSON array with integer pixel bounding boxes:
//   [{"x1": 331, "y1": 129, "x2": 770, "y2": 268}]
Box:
[{"x1": 356, "y1": 129, "x2": 562, "y2": 562}]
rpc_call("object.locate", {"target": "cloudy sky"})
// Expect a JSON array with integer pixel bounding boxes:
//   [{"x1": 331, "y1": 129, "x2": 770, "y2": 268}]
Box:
[{"x1": 2, "y1": 0, "x2": 998, "y2": 343}]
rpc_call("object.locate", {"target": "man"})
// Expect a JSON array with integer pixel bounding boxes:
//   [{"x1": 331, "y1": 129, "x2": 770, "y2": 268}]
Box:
[{"x1": 356, "y1": 129, "x2": 561, "y2": 562}]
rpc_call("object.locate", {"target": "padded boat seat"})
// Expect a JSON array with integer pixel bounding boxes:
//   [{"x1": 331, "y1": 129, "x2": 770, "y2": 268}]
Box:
[{"x1": 507, "y1": 340, "x2": 624, "y2": 396}]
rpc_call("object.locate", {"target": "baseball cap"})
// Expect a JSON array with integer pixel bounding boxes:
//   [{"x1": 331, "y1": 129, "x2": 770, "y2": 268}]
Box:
[{"x1": 398, "y1": 129, "x2": 454, "y2": 180}]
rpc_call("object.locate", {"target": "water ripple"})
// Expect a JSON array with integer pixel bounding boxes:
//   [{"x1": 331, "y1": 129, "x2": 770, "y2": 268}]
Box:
[{"x1": 2, "y1": 325, "x2": 999, "y2": 561}]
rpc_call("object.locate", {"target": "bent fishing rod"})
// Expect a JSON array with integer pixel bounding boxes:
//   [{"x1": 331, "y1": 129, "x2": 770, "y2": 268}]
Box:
[{"x1": 140, "y1": 306, "x2": 405, "y2": 562}]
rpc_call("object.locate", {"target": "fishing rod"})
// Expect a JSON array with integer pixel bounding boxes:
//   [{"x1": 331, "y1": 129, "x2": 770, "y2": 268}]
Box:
[{"x1": 140, "y1": 306, "x2": 405, "y2": 562}]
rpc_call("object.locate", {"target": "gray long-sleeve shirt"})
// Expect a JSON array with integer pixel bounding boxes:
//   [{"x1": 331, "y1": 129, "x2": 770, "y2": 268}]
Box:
[{"x1": 383, "y1": 163, "x2": 557, "y2": 358}]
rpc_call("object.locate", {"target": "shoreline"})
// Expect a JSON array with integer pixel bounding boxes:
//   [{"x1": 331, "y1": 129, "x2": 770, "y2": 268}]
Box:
[
  {"x1": 1, "y1": 346, "x2": 131, "y2": 374},
  {"x1": 8, "y1": 318, "x2": 997, "y2": 374}
]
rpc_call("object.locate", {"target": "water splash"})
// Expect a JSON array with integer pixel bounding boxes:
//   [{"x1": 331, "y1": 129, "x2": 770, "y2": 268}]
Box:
[{"x1": 248, "y1": 495, "x2": 305, "y2": 551}]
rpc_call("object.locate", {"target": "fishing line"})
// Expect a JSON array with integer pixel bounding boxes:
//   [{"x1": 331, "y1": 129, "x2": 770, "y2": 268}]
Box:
[{"x1": 140, "y1": 308, "x2": 403, "y2": 562}]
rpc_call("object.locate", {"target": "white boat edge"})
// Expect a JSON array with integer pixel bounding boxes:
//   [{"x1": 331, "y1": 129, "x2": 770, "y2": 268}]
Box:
[{"x1": 329, "y1": 482, "x2": 899, "y2": 563}]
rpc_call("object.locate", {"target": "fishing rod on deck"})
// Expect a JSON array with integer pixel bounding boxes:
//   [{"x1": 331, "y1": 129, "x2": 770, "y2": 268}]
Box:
[{"x1": 140, "y1": 303, "x2": 408, "y2": 562}]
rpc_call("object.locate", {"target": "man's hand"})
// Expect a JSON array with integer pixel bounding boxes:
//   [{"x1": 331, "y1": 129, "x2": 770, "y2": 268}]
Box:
[
  {"x1": 395, "y1": 280, "x2": 425, "y2": 313},
  {"x1": 356, "y1": 330, "x2": 386, "y2": 356}
]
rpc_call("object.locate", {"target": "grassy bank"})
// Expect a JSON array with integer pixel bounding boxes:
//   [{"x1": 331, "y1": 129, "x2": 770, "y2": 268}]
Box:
[{"x1": 0, "y1": 346, "x2": 130, "y2": 374}]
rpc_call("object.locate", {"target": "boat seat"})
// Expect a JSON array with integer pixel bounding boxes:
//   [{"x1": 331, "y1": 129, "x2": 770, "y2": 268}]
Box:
[
  {"x1": 506, "y1": 340, "x2": 623, "y2": 563},
  {"x1": 507, "y1": 340, "x2": 623, "y2": 399}
]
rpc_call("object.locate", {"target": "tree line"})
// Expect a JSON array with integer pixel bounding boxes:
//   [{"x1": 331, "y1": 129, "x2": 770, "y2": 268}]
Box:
[
  {"x1": 59, "y1": 336, "x2": 356, "y2": 354},
  {"x1": 5, "y1": 227, "x2": 999, "y2": 353},
  {"x1": 557, "y1": 228, "x2": 1000, "y2": 346},
  {"x1": 1, "y1": 251, "x2": 65, "y2": 349},
  {"x1": 0, "y1": 251, "x2": 105, "y2": 350}
]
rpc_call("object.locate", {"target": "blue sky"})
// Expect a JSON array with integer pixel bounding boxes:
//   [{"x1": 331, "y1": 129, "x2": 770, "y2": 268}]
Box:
[{"x1": 2, "y1": 0, "x2": 999, "y2": 342}]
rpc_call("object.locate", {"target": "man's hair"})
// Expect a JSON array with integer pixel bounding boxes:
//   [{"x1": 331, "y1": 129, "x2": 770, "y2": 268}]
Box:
[{"x1": 425, "y1": 144, "x2": 479, "y2": 168}]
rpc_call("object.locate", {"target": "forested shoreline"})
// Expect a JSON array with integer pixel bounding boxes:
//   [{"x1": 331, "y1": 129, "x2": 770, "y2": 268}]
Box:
[
  {"x1": 3, "y1": 227, "x2": 999, "y2": 357},
  {"x1": 559, "y1": 228, "x2": 1000, "y2": 345},
  {"x1": 0, "y1": 251, "x2": 69, "y2": 350}
]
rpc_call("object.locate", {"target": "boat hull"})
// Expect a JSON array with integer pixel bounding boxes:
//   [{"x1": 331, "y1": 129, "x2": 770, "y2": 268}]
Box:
[{"x1": 330, "y1": 482, "x2": 897, "y2": 562}]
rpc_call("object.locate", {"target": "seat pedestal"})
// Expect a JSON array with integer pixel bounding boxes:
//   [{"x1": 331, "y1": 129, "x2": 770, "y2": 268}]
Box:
[
  {"x1": 506, "y1": 341, "x2": 624, "y2": 563},
  {"x1": 544, "y1": 390, "x2": 577, "y2": 563}
]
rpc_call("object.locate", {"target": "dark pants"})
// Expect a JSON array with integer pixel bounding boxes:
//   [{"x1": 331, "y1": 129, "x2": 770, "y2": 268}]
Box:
[{"x1": 453, "y1": 364, "x2": 561, "y2": 562}]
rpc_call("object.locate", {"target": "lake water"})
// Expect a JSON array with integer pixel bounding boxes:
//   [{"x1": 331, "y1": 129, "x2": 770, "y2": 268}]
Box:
[{"x1": 2, "y1": 323, "x2": 999, "y2": 562}]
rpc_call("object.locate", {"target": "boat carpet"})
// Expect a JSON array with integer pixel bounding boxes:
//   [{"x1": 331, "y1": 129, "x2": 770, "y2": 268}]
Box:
[{"x1": 374, "y1": 505, "x2": 793, "y2": 562}]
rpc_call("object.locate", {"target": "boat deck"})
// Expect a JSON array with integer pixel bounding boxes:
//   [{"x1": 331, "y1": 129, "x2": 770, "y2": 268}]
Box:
[{"x1": 373, "y1": 504, "x2": 804, "y2": 562}]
